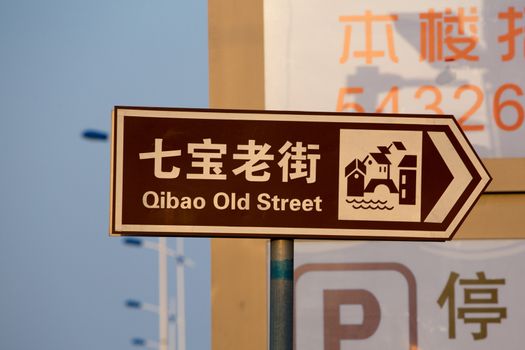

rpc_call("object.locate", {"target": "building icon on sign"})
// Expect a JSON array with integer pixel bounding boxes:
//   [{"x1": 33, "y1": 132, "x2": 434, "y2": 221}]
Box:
[
  {"x1": 398, "y1": 155, "x2": 417, "y2": 205},
  {"x1": 344, "y1": 141, "x2": 417, "y2": 206},
  {"x1": 345, "y1": 159, "x2": 367, "y2": 197}
]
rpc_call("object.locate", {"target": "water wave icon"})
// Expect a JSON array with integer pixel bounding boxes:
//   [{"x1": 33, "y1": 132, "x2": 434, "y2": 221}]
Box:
[
  {"x1": 351, "y1": 204, "x2": 394, "y2": 210},
  {"x1": 346, "y1": 198, "x2": 394, "y2": 210},
  {"x1": 346, "y1": 198, "x2": 388, "y2": 205}
]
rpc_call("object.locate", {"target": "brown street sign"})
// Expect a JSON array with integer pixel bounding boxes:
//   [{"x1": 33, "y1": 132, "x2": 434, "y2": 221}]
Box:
[{"x1": 110, "y1": 107, "x2": 491, "y2": 240}]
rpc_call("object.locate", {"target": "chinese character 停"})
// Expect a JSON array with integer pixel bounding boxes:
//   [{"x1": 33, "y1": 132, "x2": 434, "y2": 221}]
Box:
[{"x1": 437, "y1": 271, "x2": 507, "y2": 340}]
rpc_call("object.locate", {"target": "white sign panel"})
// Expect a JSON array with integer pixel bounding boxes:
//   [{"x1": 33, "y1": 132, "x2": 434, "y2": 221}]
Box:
[
  {"x1": 295, "y1": 241, "x2": 525, "y2": 349},
  {"x1": 264, "y1": 0, "x2": 525, "y2": 157}
]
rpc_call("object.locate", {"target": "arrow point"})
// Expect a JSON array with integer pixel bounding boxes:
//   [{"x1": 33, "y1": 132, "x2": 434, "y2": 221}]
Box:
[{"x1": 421, "y1": 132, "x2": 454, "y2": 222}]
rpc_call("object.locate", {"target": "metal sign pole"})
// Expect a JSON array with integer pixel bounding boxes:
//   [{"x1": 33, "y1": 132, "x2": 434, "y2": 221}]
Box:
[{"x1": 270, "y1": 239, "x2": 294, "y2": 350}]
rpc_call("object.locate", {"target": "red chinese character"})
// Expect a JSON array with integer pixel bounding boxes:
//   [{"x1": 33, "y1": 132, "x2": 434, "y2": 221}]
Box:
[
  {"x1": 498, "y1": 7, "x2": 524, "y2": 61},
  {"x1": 419, "y1": 7, "x2": 479, "y2": 62},
  {"x1": 339, "y1": 11, "x2": 399, "y2": 64}
]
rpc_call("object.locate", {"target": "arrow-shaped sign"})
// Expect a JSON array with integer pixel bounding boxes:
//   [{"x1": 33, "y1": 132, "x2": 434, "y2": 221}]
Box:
[{"x1": 110, "y1": 107, "x2": 491, "y2": 240}]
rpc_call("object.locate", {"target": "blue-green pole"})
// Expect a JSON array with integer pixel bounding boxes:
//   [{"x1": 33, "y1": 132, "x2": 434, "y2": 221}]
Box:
[{"x1": 270, "y1": 239, "x2": 294, "y2": 350}]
